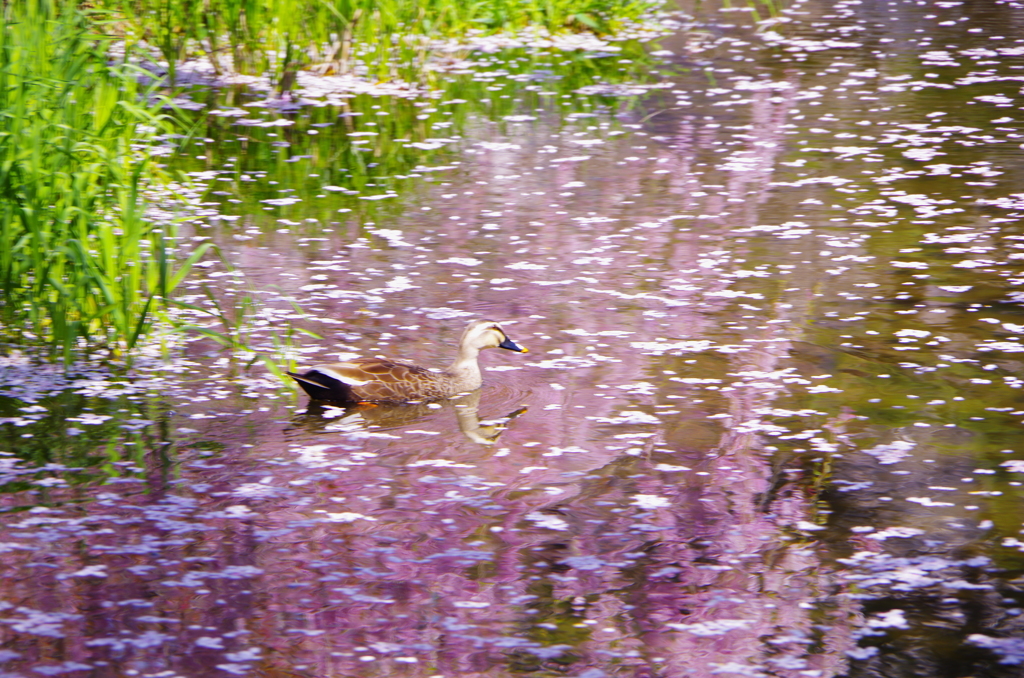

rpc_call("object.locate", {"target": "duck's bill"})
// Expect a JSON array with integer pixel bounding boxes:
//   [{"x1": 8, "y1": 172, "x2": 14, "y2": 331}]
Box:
[{"x1": 499, "y1": 337, "x2": 528, "y2": 353}]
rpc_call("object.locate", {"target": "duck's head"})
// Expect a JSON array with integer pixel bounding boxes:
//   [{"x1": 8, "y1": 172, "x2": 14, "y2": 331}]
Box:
[{"x1": 461, "y1": 319, "x2": 528, "y2": 353}]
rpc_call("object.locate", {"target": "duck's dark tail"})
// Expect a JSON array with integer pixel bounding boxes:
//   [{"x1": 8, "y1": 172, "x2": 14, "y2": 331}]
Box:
[{"x1": 287, "y1": 370, "x2": 356, "y2": 402}]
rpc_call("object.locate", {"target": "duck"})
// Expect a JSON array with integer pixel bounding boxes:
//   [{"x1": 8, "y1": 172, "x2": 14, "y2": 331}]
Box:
[{"x1": 287, "y1": 319, "x2": 528, "y2": 404}]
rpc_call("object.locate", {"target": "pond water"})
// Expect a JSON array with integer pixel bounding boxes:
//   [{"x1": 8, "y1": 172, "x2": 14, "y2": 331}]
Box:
[{"x1": 3, "y1": 0, "x2": 1024, "y2": 676}]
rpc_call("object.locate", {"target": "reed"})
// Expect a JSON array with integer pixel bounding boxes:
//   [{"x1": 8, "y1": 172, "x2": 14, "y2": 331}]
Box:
[
  {"x1": 105, "y1": 0, "x2": 662, "y2": 81},
  {"x1": 0, "y1": 0, "x2": 209, "y2": 362}
]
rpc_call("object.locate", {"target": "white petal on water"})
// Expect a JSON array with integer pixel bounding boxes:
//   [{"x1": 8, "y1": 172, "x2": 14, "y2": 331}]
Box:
[
  {"x1": 321, "y1": 512, "x2": 376, "y2": 523},
  {"x1": 506, "y1": 261, "x2": 547, "y2": 270},
  {"x1": 67, "y1": 565, "x2": 107, "y2": 578},
  {"x1": 631, "y1": 340, "x2": 715, "y2": 354},
  {"x1": 477, "y1": 142, "x2": 521, "y2": 151},
  {"x1": 528, "y1": 356, "x2": 597, "y2": 369},
  {"x1": 260, "y1": 197, "x2": 302, "y2": 206},
  {"x1": 549, "y1": 155, "x2": 592, "y2": 164},
  {"x1": 419, "y1": 307, "x2": 475, "y2": 320},
  {"x1": 225, "y1": 648, "x2": 261, "y2": 661},
  {"x1": 847, "y1": 647, "x2": 880, "y2": 660},
  {"x1": 666, "y1": 619, "x2": 752, "y2": 636},
  {"x1": 384, "y1": 276, "x2": 416, "y2": 291},
  {"x1": 632, "y1": 494, "x2": 671, "y2": 509},
  {"x1": 976, "y1": 341, "x2": 1024, "y2": 353},
  {"x1": 863, "y1": 441, "x2": 915, "y2": 464},
  {"x1": 233, "y1": 484, "x2": 278, "y2": 498},
  {"x1": 890, "y1": 260, "x2": 929, "y2": 269},
  {"x1": 866, "y1": 609, "x2": 909, "y2": 629},
  {"x1": 591, "y1": 410, "x2": 660, "y2": 425},
  {"x1": 907, "y1": 497, "x2": 955, "y2": 507},
  {"x1": 196, "y1": 637, "x2": 225, "y2": 649},
  {"x1": 526, "y1": 512, "x2": 569, "y2": 531},
  {"x1": 867, "y1": 527, "x2": 925, "y2": 540},
  {"x1": 66, "y1": 414, "x2": 113, "y2": 425},
  {"x1": 653, "y1": 464, "x2": 690, "y2": 472}
]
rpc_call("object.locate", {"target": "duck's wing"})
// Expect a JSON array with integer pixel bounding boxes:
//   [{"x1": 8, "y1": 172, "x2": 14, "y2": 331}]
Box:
[{"x1": 347, "y1": 358, "x2": 450, "y2": 402}]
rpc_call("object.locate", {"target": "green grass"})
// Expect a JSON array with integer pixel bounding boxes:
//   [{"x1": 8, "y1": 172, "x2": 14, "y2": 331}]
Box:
[
  {"x1": 105, "y1": 0, "x2": 663, "y2": 86},
  {"x1": 0, "y1": 0, "x2": 210, "y2": 363}
]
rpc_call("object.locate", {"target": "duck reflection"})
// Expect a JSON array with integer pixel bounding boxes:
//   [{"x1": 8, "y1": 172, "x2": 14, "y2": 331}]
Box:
[{"x1": 288, "y1": 389, "x2": 527, "y2": 445}]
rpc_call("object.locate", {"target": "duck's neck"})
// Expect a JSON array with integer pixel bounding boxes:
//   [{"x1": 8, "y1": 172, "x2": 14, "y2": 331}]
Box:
[{"x1": 446, "y1": 344, "x2": 483, "y2": 390}]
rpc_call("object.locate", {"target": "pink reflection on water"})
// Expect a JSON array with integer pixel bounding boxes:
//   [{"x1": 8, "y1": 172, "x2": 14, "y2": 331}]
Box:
[{"x1": 0, "y1": 36, "x2": 867, "y2": 678}]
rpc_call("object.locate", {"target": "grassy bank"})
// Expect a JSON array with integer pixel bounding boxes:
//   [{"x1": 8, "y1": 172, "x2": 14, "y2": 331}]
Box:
[
  {"x1": 0, "y1": 1, "x2": 209, "y2": 362},
  {"x1": 105, "y1": 0, "x2": 662, "y2": 86}
]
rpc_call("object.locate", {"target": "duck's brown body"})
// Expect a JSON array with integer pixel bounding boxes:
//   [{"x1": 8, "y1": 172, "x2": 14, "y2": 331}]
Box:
[
  {"x1": 288, "y1": 358, "x2": 460, "y2": 402},
  {"x1": 287, "y1": 319, "x2": 527, "y2": 404}
]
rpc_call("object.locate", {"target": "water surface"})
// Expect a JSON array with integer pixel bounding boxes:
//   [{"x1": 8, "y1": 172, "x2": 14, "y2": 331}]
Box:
[{"x1": 3, "y1": 1, "x2": 1024, "y2": 676}]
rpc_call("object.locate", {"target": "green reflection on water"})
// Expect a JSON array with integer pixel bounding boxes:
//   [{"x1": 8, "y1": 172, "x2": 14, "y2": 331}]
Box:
[{"x1": 170, "y1": 45, "x2": 667, "y2": 234}]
